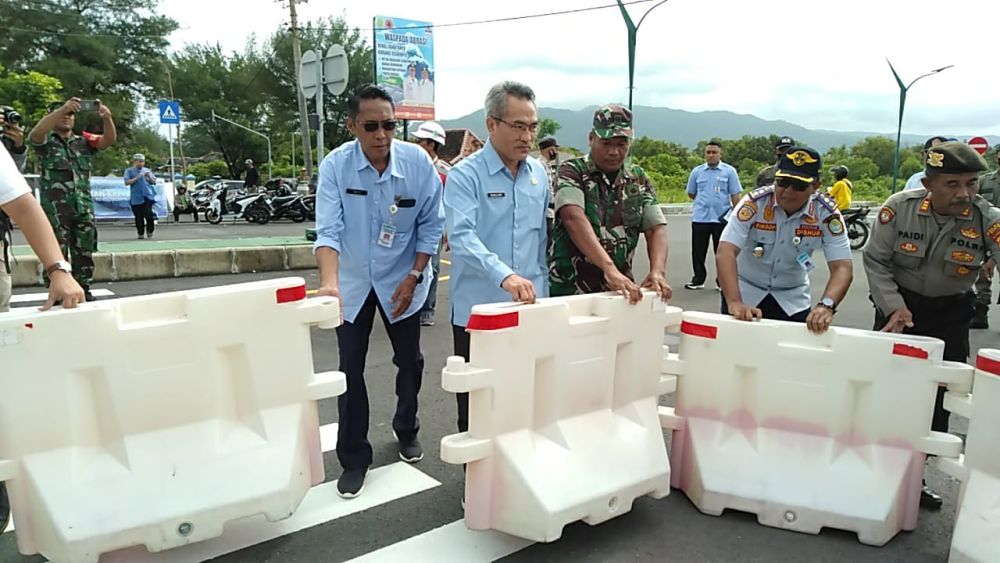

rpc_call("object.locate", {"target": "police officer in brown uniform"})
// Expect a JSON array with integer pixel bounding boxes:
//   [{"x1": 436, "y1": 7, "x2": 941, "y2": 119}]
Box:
[
  {"x1": 863, "y1": 141, "x2": 1000, "y2": 508},
  {"x1": 971, "y1": 148, "x2": 1000, "y2": 328}
]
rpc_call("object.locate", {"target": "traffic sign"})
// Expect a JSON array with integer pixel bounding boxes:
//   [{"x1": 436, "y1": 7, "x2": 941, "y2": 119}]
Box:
[
  {"x1": 298, "y1": 50, "x2": 319, "y2": 99},
  {"x1": 968, "y1": 136, "x2": 989, "y2": 155},
  {"x1": 323, "y1": 45, "x2": 349, "y2": 96},
  {"x1": 158, "y1": 100, "x2": 180, "y2": 124}
]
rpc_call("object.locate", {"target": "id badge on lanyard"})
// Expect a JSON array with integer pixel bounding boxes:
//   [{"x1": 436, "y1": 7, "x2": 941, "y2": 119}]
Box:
[{"x1": 377, "y1": 196, "x2": 401, "y2": 248}]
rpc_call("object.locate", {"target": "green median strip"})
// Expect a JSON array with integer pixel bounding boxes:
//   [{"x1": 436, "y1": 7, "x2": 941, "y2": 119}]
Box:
[{"x1": 11, "y1": 236, "x2": 312, "y2": 256}]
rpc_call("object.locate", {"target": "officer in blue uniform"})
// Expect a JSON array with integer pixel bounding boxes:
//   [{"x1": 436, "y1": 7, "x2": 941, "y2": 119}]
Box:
[{"x1": 717, "y1": 146, "x2": 854, "y2": 334}]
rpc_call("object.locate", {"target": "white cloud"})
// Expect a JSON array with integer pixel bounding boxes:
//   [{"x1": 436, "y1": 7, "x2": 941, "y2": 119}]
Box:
[{"x1": 158, "y1": 0, "x2": 1000, "y2": 136}]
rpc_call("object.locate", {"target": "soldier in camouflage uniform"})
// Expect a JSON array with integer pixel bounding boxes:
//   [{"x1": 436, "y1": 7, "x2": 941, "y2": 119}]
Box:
[
  {"x1": 28, "y1": 98, "x2": 116, "y2": 300},
  {"x1": 971, "y1": 148, "x2": 1000, "y2": 328},
  {"x1": 548, "y1": 104, "x2": 670, "y2": 302}
]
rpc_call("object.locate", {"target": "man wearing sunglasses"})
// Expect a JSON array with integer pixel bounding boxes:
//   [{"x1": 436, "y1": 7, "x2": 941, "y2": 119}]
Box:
[
  {"x1": 314, "y1": 84, "x2": 445, "y2": 499},
  {"x1": 444, "y1": 80, "x2": 550, "y2": 436},
  {"x1": 864, "y1": 141, "x2": 1000, "y2": 509},
  {"x1": 717, "y1": 146, "x2": 853, "y2": 335}
]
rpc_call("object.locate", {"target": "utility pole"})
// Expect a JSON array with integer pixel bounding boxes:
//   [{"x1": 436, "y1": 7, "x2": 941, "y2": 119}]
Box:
[
  {"x1": 164, "y1": 62, "x2": 187, "y2": 176},
  {"x1": 287, "y1": 0, "x2": 313, "y2": 178}
]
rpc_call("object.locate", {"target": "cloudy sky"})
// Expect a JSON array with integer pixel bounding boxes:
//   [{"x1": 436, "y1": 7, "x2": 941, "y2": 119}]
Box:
[{"x1": 158, "y1": 0, "x2": 999, "y2": 136}]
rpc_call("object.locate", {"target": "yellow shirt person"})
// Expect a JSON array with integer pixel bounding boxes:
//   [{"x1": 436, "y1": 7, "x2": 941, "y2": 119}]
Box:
[{"x1": 827, "y1": 166, "x2": 852, "y2": 210}]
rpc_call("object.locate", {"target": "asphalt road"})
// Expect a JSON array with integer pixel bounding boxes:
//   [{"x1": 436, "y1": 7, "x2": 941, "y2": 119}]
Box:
[{"x1": 3, "y1": 216, "x2": 993, "y2": 563}]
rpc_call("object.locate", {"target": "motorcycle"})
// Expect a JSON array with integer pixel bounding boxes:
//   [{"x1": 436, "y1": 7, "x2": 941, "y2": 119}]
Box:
[
  {"x1": 841, "y1": 206, "x2": 871, "y2": 250},
  {"x1": 269, "y1": 193, "x2": 310, "y2": 223},
  {"x1": 205, "y1": 188, "x2": 271, "y2": 225},
  {"x1": 300, "y1": 194, "x2": 316, "y2": 221}
]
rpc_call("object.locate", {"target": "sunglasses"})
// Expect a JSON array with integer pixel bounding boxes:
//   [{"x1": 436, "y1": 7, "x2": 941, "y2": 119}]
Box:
[
  {"x1": 775, "y1": 177, "x2": 810, "y2": 192},
  {"x1": 361, "y1": 120, "x2": 397, "y2": 133}
]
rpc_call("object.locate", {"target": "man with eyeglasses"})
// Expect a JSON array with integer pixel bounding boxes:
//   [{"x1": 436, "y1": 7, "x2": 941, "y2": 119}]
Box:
[
  {"x1": 548, "y1": 104, "x2": 670, "y2": 303},
  {"x1": 444, "y1": 80, "x2": 549, "y2": 435},
  {"x1": 314, "y1": 84, "x2": 445, "y2": 499},
  {"x1": 717, "y1": 146, "x2": 853, "y2": 334}
]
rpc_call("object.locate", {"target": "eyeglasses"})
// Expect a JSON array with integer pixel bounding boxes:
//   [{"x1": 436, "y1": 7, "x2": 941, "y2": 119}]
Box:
[
  {"x1": 361, "y1": 120, "x2": 397, "y2": 133},
  {"x1": 775, "y1": 177, "x2": 810, "y2": 192},
  {"x1": 493, "y1": 117, "x2": 539, "y2": 134}
]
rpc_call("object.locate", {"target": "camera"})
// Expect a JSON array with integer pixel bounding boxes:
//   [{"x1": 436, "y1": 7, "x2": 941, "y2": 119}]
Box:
[
  {"x1": 78, "y1": 100, "x2": 100, "y2": 112},
  {"x1": 0, "y1": 106, "x2": 22, "y2": 126}
]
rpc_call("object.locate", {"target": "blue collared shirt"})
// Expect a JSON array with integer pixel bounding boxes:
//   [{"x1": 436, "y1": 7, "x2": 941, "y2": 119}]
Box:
[
  {"x1": 721, "y1": 188, "x2": 853, "y2": 315},
  {"x1": 444, "y1": 141, "x2": 549, "y2": 327},
  {"x1": 313, "y1": 140, "x2": 445, "y2": 324},
  {"x1": 124, "y1": 166, "x2": 156, "y2": 205},
  {"x1": 686, "y1": 161, "x2": 743, "y2": 223},
  {"x1": 904, "y1": 171, "x2": 926, "y2": 190}
]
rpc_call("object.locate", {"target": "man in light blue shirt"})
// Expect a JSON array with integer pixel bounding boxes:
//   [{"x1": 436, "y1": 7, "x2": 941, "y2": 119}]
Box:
[
  {"x1": 123, "y1": 153, "x2": 157, "y2": 239},
  {"x1": 685, "y1": 140, "x2": 743, "y2": 290},
  {"x1": 313, "y1": 85, "x2": 445, "y2": 499},
  {"x1": 904, "y1": 136, "x2": 952, "y2": 190},
  {"x1": 444, "y1": 81, "x2": 549, "y2": 434}
]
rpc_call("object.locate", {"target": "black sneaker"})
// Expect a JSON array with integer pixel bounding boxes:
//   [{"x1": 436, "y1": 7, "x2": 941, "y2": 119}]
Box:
[
  {"x1": 336, "y1": 467, "x2": 368, "y2": 499},
  {"x1": 920, "y1": 484, "x2": 942, "y2": 509},
  {"x1": 399, "y1": 437, "x2": 424, "y2": 463},
  {"x1": 684, "y1": 282, "x2": 705, "y2": 290}
]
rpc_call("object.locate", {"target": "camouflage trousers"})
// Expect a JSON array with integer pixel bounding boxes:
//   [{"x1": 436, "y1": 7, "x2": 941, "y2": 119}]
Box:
[
  {"x1": 39, "y1": 187, "x2": 97, "y2": 289},
  {"x1": 975, "y1": 261, "x2": 996, "y2": 307}
]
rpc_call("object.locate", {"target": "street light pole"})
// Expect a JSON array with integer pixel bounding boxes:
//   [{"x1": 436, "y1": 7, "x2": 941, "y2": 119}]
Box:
[
  {"x1": 617, "y1": 0, "x2": 670, "y2": 110},
  {"x1": 211, "y1": 109, "x2": 273, "y2": 181},
  {"x1": 887, "y1": 59, "x2": 953, "y2": 193}
]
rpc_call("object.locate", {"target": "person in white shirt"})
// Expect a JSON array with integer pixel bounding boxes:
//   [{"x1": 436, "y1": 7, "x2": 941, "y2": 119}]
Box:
[
  {"x1": 403, "y1": 63, "x2": 419, "y2": 102},
  {"x1": 417, "y1": 67, "x2": 434, "y2": 104},
  {"x1": 904, "y1": 136, "x2": 951, "y2": 190},
  {"x1": 0, "y1": 145, "x2": 84, "y2": 311}
]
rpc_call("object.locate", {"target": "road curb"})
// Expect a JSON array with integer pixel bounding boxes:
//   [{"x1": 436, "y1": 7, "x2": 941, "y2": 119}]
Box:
[{"x1": 11, "y1": 244, "x2": 316, "y2": 287}]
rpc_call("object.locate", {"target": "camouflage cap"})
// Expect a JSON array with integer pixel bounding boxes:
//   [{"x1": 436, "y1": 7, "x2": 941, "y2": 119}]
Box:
[
  {"x1": 774, "y1": 146, "x2": 822, "y2": 183},
  {"x1": 592, "y1": 104, "x2": 633, "y2": 139},
  {"x1": 925, "y1": 141, "x2": 988, "y2": 174}
]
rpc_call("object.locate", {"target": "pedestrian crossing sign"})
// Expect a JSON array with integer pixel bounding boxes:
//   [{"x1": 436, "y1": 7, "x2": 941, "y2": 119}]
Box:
[{"x1": 159, "y1": 100, "x2": 180, "y2": 124}]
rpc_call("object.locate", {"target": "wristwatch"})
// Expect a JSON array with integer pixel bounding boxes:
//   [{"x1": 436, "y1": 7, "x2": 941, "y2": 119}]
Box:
[
  {"x1": 407, "y1": 269, "x2": 424, "y2": 283},
  {"x1": 817, "y1": 296, "x2": 837, "y2": 313},
  {"x1": 45, "y1": 260, "x2": 72, "y2": 275}
]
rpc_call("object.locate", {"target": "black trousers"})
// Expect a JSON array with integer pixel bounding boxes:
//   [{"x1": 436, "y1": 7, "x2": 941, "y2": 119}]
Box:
[
  {"x1": 872, "y1": 288, "x2": 974, "y2": 433},
  {"x1": 720, "y1": 293, "x2": 810, "y2": 323},
  {"x1": 336, "y1": 290, "x2": 423, "y2": 470},
  {"x1": 453, "y1": 324, "x2": 471, "y2": 433},
  {"x1": 173, "y1": 204, "x2": 199, "y2": 222},
  {"x1": 691, "y1": 221, "x2": 725, "y2": 284},
  {"x1": 131, "y1": 200, "x2": 155, "y2": 236}
]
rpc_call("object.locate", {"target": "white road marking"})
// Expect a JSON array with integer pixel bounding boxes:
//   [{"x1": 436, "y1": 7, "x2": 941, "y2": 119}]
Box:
[
  {"x1": 99, "y1": 463, "x2": 440, "y2": 563},
  {"x1": 10, "y1": 289, "x2": 114, "y2": 304},
  {"x1": 348, "y1": 520, "x2": 534, "y2": 563}
]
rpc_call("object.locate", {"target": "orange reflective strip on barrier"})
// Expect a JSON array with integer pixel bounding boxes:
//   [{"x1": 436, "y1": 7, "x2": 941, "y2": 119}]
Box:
[
  {"x1": 975, "y1": 353, "x2": 1000, "y2": 376},
  {"x1": 892, "y1": 343, "x2": 929, "y2": 360},
  {"x1": 466, "y1": 311, "x2": 519, "y2": 331},
  {"x1": 680, "y1": 320, "x2": 717, "y2": 339},
  {"x1": 276, "y1": 284, "x2": 307, "y2": 304}
]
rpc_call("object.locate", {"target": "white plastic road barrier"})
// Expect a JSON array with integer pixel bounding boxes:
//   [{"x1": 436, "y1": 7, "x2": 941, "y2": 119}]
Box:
[
  {"x1": 662, "y1": 311, "x2": 972, "y2": 546},
  {"x1": 440, "y1": 291, "x2": 682, "y2": 542},
  {"x1": 0, "y1": 277, "x2": 344, "y2": 563},
  {"x1": 938, "y1": 349, "x2": 1000, "y2": 563}
]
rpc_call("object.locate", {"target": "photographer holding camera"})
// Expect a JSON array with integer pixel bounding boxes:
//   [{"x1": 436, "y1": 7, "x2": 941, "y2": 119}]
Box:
[
  {"x1": 28, "y1": 97, "x2": 116, "y2": 302},
  {"x1": 0, "y1": 106, "x2": 26, "y2": 172}
]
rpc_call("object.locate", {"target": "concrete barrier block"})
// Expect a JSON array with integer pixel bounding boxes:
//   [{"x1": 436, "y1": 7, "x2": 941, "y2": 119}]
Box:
[
  {"x1": 175, "y1": 248, "x2": 235, "y2": 277},
  {"x1": 233, "y1": 246, "x2": 286, "y2": 274},
  {"x1": 285, "y1": 245, "x2": 316, "y2": 270},
  {"x1": 92, "y1": 253, "x2": 114, "y2": 282},
  {"x1": 11, "y1": 255, "x2": 41, "y2": 287},
  {"x1": 113, "y1": 251, "x2": 176, "y2": 281}
]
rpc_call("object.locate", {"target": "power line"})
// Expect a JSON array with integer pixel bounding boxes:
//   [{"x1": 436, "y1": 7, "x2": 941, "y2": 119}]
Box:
[{"x1": 369, "y1": 0, "x2": 657, "y2": 30}]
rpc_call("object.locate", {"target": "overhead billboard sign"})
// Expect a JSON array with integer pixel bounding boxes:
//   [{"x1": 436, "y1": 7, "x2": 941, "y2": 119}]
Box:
[{"x1": 373, "y1": 15, "x2": 435, "y2": 121}]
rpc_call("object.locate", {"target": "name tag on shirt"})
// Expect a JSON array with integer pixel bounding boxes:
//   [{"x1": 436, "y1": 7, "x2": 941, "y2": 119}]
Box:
[
  {"x1": 346, "y1": 188, "x2": 368, "y2": 196},
  {"x1": 796, "y1": 252, "x2": 815, "y2": 273},
  {"x1": 377, "y1": 223, "x2": 397, "y2": 248},
  {"x1": 487, "y1": 192, "x2": 506, "y2": 198}
]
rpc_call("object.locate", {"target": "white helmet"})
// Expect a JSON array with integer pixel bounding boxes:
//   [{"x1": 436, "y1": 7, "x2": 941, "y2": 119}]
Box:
[{"x1": 412, "y1": 121, "x2": 446, "y2": 146}]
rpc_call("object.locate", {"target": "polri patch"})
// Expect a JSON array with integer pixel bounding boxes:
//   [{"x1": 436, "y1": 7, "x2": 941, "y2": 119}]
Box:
[
  {"x1": 951, "y1": 250, "x2": 975, "y2": 263},
  {"x1": 879, "y1": 207, "x2": 895, "y2": 224},
  {"x1": 899, "y1": 242, "x2": 918, "y2": 253}
]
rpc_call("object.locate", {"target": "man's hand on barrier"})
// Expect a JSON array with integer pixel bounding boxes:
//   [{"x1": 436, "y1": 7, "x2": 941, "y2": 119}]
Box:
[
  {"x1": 501, "y1": 274, "x2": 536, "y2": 304},
  {"x1": 41, "y1": 272, "x2": 84, "y2": 311},
  {"x1": 604, "y1": 267, "x2": 642, "y2": 304},
  {"x1": 317, "y1": 283, "x2": 343, "y2": 318},
  {"x1": 880, "y1": 307, "x2": 914, "y2": 333},
  {"x1": 728, "y1": 301, "x2": 762, "y2": 322},
  {"x1": 390, "y1": 275, "x2": 417, "y2": 319},
  {"x1": 640, "y1": 272, "x2": 672, "y2": 303},
  {"x1": 805, "y1": 306, "x2": 834, "y2": 335}
]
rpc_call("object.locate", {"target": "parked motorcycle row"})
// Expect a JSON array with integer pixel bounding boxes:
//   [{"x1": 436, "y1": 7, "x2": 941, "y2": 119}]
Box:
[{"x1": 190, "y1": 179, "x2": 315, "y2": 225}]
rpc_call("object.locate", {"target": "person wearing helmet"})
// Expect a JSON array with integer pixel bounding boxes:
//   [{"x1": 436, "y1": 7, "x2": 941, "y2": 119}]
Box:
[
  {"x1": 827, "y1": 165, "x2": 852, "y2": 211},
  {"x1": 411, "y1": 120, "x2": 450, "y2": 327},
  {"x1": 243, "y1": 158, "x2": 259, "y2": 189}
]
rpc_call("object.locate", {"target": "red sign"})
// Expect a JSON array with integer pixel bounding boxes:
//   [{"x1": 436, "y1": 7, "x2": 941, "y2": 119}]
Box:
[{"x1": 968, "y1": 136, "x2": 989, "y2": 155}]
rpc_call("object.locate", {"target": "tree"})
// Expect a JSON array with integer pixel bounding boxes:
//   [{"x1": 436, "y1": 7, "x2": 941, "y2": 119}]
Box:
[
  {"x1": 536, "y1": 118, "x2": 561, "y2": 142},
  {"x1": 850, "y1": 136, "x2": 897, "y2": 177},
  {"x1": 0, "y1": 65, "x2": 63, "y2": 123},
  {"x1": 630, "y1": 136, "x2": 689, "y2": 160}
]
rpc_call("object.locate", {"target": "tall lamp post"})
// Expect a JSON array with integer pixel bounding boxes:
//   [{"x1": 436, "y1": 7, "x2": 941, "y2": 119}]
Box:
[
  {"x1": 888, "y1": 60, "x2": 953, "y2": 192},
  {"x1": 617, "y1": 0, "x2": 670, "y2": 110}
]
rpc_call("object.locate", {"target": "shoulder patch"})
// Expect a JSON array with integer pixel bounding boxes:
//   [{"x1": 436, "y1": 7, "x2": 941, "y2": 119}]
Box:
[
  {"x1": 815, "y1": 193, "x2": 837, "y2": 213},
  {"x1": 987, "y1": 221, "x2": 1000, "y2": 246},
  {"x1": 879, "y1": 206, "x2": 895, "y2": 225},
  {"x1": 737, "y1": 203, "x2": 757, "y2": 222},
  {"x1": 749, "y1": 186, "x2": 774, "y2": 202},
  {"x1": 826, "y1": 214, "x2": 845, "y2": 236}
]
